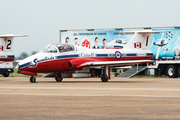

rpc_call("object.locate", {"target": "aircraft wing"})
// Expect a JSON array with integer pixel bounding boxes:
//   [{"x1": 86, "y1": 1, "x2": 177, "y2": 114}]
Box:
[
  {"x1": 119, "y1": 30, "x2": 171, "y2": 34},
  {"x1": 43, "y1": 60, "x2": 154, "y2": 78},
  {"x1": 0, "y1": 34, "x2": 29, "y2": 38},
  {"x1": 77, "y1": 60, "x2": 154, "y2": 68},
  {"x1": 44, "y1": 73, "x2": 56, "y2": 78}
]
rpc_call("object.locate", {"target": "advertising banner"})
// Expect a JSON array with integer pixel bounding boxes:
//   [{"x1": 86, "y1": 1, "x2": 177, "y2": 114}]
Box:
[{"x1": 60, "y1": 27, "x2": 180, "y2": 60}]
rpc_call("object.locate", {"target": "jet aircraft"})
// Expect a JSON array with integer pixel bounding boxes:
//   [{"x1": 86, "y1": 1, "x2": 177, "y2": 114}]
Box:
[
  {"x1": 17, "y1": 30, "x2": 170, "y2": 83},
  {"x1": 0, "y1": 34, "x2": 28, "y2": 77},
  {"x1": 106, "y1": 39, "x2": 127, "y2": 49}
]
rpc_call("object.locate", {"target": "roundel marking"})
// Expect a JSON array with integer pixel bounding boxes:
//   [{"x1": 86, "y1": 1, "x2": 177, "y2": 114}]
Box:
[{"x1": 115, "y1": 51, "x2": 121, "y2": 60}]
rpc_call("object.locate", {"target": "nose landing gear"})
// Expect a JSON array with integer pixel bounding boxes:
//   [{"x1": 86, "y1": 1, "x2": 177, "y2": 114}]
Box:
[{"x1": 30, "y1": 76, "x2": 36, "y2": 83}]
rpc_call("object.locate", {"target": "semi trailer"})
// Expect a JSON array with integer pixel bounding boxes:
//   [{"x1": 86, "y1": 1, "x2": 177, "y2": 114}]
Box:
[{"x1": 59, "y1": 26, "x2": 180, "y2": 78}]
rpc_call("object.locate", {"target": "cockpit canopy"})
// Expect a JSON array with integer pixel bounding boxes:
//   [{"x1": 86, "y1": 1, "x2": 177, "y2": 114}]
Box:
[
  {"x1": 40, "y1": 43, "x2": 75, "y2": 53},
  {"x1": 115, "y1": 39, "x2": 127, "y2": 44}
]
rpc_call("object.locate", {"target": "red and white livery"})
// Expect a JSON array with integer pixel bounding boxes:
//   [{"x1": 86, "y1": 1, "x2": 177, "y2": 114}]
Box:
[{"x1": 17, "y1": 30, "x2": 169, "y2": 83}]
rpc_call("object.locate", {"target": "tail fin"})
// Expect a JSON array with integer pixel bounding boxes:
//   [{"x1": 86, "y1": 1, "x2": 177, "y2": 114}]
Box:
[
  {"x1": 122, "y1": 30, "x2": 170, "y2": 50},
  {"x1": 0, "y1": 34, "x2": 28, "y2": 52}
]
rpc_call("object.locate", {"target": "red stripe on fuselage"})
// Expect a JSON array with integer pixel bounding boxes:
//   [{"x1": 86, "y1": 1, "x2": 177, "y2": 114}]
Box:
[{"x1": 20, "y1": 56, "x2": 152, "y2": 73}]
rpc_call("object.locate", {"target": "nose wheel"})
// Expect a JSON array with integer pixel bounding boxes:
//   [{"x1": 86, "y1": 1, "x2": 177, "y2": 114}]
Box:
[{"x1": 30, "y1": 76, "x2": 36, "y2": 83}]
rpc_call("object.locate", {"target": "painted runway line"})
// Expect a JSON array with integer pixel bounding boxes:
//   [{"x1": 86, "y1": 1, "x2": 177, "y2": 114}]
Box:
[
  {"x1": 0, "y1": 93, "x2": 180, "y2": 98},
  {"x1": 1, "y1": 87, "x2": 180, "y2": 91}
]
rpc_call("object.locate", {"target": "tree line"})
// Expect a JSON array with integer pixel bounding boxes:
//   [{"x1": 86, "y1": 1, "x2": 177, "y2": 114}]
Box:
[{"x1": 15, "y1": 51, "x2": 37, "y2": 60}]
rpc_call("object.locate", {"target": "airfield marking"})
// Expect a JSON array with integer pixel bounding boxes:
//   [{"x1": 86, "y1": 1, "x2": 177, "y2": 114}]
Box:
[
  {"x1": 0, "y1": 93, "x2": 180, "y2": 98},
  {"x1": 1, "y1": 87, "x2": 180, "y2": 91}
]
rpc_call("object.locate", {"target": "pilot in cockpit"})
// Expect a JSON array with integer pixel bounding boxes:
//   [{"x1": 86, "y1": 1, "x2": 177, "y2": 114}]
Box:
[
  {"x1": 58, "y1": 45, "x2": 68, "y2": 53},
  {"x1": 58, "y1": 45, "x2": 63, "y2": 52},
  {"x1": 55, "y1": 44, "x2": 74, "y2": 53},
  {"x1": 63, "y1": 46, "x2": 67, "y2": 52}
]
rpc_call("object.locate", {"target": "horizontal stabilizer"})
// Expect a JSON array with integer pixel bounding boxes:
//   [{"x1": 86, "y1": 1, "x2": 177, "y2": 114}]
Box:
[
  {"x1": 15, "y1": 60, "x2": 22, "y2": 63},
  {"x1": 0, "y1": 34, "x2": 29, "y2": 38},
  {"x1": 119, "y1": 30, "x2": 171, "y2": 34}
]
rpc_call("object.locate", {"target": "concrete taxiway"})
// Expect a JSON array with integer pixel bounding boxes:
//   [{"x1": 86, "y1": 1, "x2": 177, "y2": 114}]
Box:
[{"x1": 0, "y1": 77, "x2": 180, "y2": 120}]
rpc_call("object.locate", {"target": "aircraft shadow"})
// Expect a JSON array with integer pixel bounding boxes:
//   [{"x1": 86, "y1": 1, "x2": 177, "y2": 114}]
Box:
[{"x1": 38, "y1": 81, "x2": 149, "y2": 84}]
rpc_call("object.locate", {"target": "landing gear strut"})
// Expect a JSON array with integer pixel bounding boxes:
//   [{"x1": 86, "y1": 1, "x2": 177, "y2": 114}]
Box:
[
  {"x1": 101, "y1": 65, "x2": 110, "y2": 82},
  {"x1": 30, "y1": 76, "x2": 36, "y2": 83},
  {"x1": 55, "y1": 76, "x2": 63, "y2": 82},
  {"x1": 101, "y1": 73, "x2": 108, "y2": 82}
]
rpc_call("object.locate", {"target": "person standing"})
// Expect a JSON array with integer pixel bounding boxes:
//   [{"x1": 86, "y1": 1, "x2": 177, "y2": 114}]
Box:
[
  {"x1": 74, "y1": 38, "x2": 79, "y2": 46},
  {"x1": 102, "y1": 38, "x2": 106, "y2": 49},
  {"x1": 65, "y1": 37, "x2": 70, "y2": 44},
  {"x1": 93, "y1": 37, "x2": 99, "y2": 49}
]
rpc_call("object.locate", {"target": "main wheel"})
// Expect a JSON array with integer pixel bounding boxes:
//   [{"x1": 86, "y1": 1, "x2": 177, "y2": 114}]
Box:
[
  {"x1": 30, "y1": 76, "x2": 36, "y2": 83},
  {"x1": 166, "y1": 65, "x2": 178, "y2": 78},
  {"x1": 178, "y1": 66, "x2": 180, "y2": 78},
  {"x1": 2, "y1": 73, "x2": 9, "y2": 77},
  {"x1": 55, "y1": 76, "x2": 63, "y2": 82},
  {"x1": 101, "y1": 74, "x2": 108, "y2": 82}
]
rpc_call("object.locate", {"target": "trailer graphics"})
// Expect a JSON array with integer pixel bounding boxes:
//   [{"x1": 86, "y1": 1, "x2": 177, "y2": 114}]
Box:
[
  {"x1": 60, "y1": 27, "x2": 180, "y2": 60},
  {"x1": 60, "y1": 27, "x2": 180, "y2": 78}
]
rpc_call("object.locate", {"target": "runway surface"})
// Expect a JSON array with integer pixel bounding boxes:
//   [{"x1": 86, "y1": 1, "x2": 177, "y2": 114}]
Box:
[{"x1": 0, "y1": 77, "x2": 180, "y2": 120}]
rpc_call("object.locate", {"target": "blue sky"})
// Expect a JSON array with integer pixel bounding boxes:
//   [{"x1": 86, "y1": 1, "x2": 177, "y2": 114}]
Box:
[{"x1": 0, "y1": 0, "x2": 180, "y2": 57}]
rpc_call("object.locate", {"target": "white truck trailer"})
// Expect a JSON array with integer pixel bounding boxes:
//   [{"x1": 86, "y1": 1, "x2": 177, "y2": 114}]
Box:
[{"x1": 59, "y1": 26, "x2": 180, "y2": 78}]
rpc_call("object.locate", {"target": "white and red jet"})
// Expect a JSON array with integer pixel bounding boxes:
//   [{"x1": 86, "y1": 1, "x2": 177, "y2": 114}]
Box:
[
  {"x1": 0, "y1": 34, "x2": 28, "y2": 77},
  {"x1": 17, "y1": 30, "x2": 169, "y2": 83}
]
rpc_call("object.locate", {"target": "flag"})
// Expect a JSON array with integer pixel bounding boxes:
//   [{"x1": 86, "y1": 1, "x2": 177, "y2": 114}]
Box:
[
  {"x1": 0, "y1": 46, "x2": 3, "y2": 51},
  {"x1": 134, "y1": 43, "x2": 141, "y2": 48}
]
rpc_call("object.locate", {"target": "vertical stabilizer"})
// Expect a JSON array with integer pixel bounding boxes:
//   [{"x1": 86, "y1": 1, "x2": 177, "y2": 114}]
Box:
[
  {"x1": 0, "y1": 34, "x2": 28, "y2": 52},
  {"x1": 121, "y1": 30, "x2": 170, "y2": 50}
]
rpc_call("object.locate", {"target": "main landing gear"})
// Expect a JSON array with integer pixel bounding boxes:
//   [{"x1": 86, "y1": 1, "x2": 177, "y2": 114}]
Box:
[
  {"x1": 55, "y1": 76, "x2": 63, "y2": 82},
  {"x1": 101, "y1": 65, "x2": 110, "y2": 82},
  {"x1": 101, "y1": 73, "x2": 108, "y2": 82},
  {"x1": 30, "y1": 76, "x2": 36, "y2": 83}
]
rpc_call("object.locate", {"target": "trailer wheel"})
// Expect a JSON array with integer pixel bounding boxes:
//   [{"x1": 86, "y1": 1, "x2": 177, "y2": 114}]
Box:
[
  {"x1": 166, "y1": 65, "x2": 178, "y2": 78},
  {"x1": 177, "y1": 67, "x2": 180, "y2": 78},
  {"x1": 2, "y1": 73, "x2": 9, "y2": 77}
]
